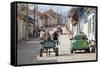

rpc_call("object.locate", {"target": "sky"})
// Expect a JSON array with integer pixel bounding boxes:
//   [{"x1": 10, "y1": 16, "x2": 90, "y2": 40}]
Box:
[{"x1": 28, "y1": 4, "x2": 73, "y2": 17}]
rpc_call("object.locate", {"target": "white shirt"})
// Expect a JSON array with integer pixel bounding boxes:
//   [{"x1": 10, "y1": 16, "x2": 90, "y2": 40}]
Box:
[{"x1": 40, "y1": 31, "x2": 45, "y2": 38}]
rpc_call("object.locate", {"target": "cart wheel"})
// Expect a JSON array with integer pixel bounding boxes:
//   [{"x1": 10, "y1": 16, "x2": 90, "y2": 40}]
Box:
[
  {"x1": 55, "y1": 48, "x2": 58, "y2": 56},
  {"x1": 40, "y1": 48, "x2": 43, "y2": 57}
]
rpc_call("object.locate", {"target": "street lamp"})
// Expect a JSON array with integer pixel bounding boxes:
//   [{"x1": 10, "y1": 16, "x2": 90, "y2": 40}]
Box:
[
  {"x1": 33, "y1": 4, "x2": 38, "y2": 37},
  {"x1": 25, "y1": 4, "x2": 29, "y2": 40}
]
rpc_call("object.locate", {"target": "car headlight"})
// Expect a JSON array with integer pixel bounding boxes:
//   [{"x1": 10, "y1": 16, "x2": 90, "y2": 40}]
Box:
[{"x1": 72, "y1": 41, "x2": 76, "y2": 44}]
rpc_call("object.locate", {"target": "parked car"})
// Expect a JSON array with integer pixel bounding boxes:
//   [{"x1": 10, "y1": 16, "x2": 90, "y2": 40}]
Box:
[{"x1": 70, "y1": 34, "x2": 90, "y2": 53}]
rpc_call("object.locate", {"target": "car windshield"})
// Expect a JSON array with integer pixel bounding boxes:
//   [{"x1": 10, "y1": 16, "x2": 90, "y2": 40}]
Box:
[{"x1": 73, "y1": 35, "x2": 87, "y2": 40}]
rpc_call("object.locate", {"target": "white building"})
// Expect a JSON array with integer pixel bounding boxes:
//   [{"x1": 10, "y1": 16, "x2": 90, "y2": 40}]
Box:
[{"x1": 83, "y1": 8, "x2": 96, "y2": 41}]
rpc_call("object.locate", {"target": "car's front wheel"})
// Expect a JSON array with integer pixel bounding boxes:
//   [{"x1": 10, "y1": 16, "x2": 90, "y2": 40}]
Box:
[
  {"x1": 85, "y1": 49, "x2": 90, "y2": 53},
  {"x1": 71, "y1": 49, "x2": 73, "y2": 53}
]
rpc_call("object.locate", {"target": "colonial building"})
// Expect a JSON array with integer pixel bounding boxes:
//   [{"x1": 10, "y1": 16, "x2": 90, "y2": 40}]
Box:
[
  {"x1": 41, "y1": 9, "x2": 60, "y2": 27},
  {"x1": 17, "y1": 4, "x2": 28, "y2": 41},
  {"x1": 17, "y1": 4, "x2": 62, "y2": 41},
  {"x1": 17, "y1": 12, "x2": 26, "y2": 41},
  {"x1": 28, "y1": 8, "x2": 61, "y2": 29},
  {"x1": 17, "y1": 4, "x2": 35, "y2": 41},
  {"x1": 83, "y1": 7, "x2": 96, "y2": 41},
  {"x1": 66, "y1": 8, "x2": 79, "y2": 37}
]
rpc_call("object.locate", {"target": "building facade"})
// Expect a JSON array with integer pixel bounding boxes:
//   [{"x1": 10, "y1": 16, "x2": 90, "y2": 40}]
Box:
[
  {"x1": 66, "y1": 7, "x2": 96, "y2": 41},
  {"x1": 41, "y1": 9, "x2": 60, "y2": 27},
  {"x1": 66, "y1": 8, "x2": 79, "y2": 37},
  {"x1": 83, "y1": 7, "x2": 96, "y2": 41}
]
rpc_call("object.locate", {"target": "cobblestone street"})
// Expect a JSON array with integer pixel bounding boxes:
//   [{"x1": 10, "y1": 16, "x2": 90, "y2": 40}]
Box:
[
  {"x1": 17, "y1": 27, "x2": 96, "y2": 65},
  {"x1": 17, "y1": 39, "x2": 96, "y2": 65}
]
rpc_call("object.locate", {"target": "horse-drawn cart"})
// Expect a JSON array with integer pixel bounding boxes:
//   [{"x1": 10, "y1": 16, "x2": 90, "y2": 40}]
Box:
[{"x1": 40, "y1": 40, "x2": 59, "y2": 57}]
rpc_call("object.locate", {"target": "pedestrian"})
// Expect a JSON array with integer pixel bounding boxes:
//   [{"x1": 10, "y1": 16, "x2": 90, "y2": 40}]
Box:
[
  {"x1": 28, "y1": 25, "x2": 33, "y2": 38},
  {"x1": 57, "y1": 25, "x2": 63, "y2": 35},
  {"x1": 39, "y1": 29, "x2": 45, "y2": 40},
  {"x1": 35, "y1": 27, "x2": 40, "y2": 37},
  {"x1": 33, "y1": 28, "x2": 35, "y2": 37},
  {"x1": 90, "y1": 40, "x2": 96, "y2": 53},
  {"x1": 52, "y1": 31, "x2": 58, "y2": 40},
  {"x1": 52, "y1": 31, "x2": 59, "y2": 45}
]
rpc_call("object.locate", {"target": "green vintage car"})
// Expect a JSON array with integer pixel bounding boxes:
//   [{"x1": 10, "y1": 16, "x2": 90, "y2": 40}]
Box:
[{"x1": 70, "y1": 34, "x2": 90, "y2": 53}]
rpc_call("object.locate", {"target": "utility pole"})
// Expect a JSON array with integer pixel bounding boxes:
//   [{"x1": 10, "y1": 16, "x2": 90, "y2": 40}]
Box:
[
  {"x1": 25, "y1": 4, "x2": 29, "y2": 40},
  {"x1": 33, "y1": 4, "x2": 38, "y2": 37},
  {"x1": 60, "y1": 12, "x2": 62, "y2": 26},
  {"x1": 34, "y1": 4, "x2": 36, "y2": 29},
  {"x1": 57, "y1": 9, "x2": 59, "y2": 25}
]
